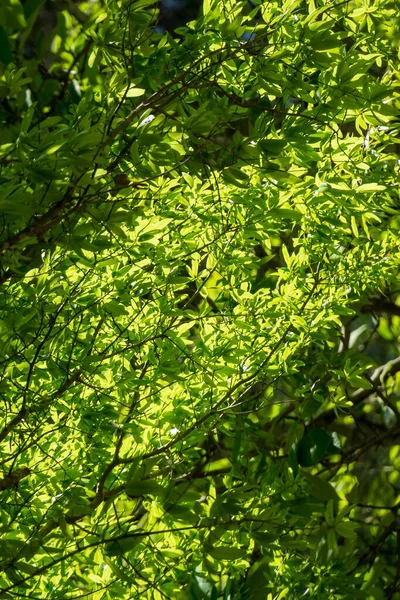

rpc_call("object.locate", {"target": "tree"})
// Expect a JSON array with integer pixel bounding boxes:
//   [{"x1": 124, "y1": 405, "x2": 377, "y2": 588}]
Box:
[{"x1": 0, "y1": 0, "x2": 399, "y2": 597}]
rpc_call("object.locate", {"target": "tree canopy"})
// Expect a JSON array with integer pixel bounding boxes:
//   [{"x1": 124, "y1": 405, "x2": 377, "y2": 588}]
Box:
[{"x1": 0, "y1": 0, "x2": 400, "y2": 598}]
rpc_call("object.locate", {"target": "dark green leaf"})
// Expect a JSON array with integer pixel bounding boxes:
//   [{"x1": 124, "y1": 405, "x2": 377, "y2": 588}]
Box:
[
  {"x1": 0, "y1": 26, "x2": 12, "y2": 65},
  {"x1": 297, "y1": 429, "x2": 333, "y2": 467},
  {"x1": 302, "y1": 472, "x2": 340, "y2": 501}
]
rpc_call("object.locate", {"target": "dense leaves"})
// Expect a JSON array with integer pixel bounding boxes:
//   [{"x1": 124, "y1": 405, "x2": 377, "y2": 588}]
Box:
[{"x1": 0, "y1": 0, "x2": 400, "y2": 598}]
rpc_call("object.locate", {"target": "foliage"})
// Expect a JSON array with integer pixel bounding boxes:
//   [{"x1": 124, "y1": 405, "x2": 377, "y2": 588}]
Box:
[{"x1": 0, "y1": 0, "x2": 400, "y2": 598}]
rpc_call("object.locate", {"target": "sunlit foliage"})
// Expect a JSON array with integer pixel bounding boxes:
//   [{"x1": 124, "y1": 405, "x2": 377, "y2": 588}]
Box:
[{"x1": 0, "y1": 0, "x2": 400, "y2": 598}]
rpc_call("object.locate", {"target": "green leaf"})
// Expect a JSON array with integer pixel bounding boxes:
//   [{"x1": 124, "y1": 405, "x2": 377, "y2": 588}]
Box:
[
  {"x1": 335, "y1": 522, "x2": 358, "y2": 540},
  {"x1": 297, "y1": 429, "x2": 333, "y2": 467},
  {"x1": 12, "y1": 561, "x2": 36, "y2": 575},
  {"x1": 203, "y1": 0, "x2": 212, "y2": 15},
  {"x1": 269, "y1": 208, "x2": 302, "y2": 222},
  {"x1": 357, "y1": 183, "x2": 387, "y2": 193},
  {"x1": 259, "y1": 139, "x2": 287, "y2": 155},
  {"x1": 0, "y1": 26, "x2": 12, "y2": 65},
  {"x1": 207, "y1": 546, "x2": 247, "y2": 560},
  {"x1": 126, "y1": 87, "x2": 146, "y2": 98},
  {"x1": 350, "y1": 216, "x2": 359, "y2": 238},
  {"x1": 325, "y1": 500, "x2": 335, "y2": 526},
  {"x1": 104, "y1": 557, "x2": 138, "y2": 584},
  {"x1": 103, "y1": 300, "x2": 128, "y2": 316},
  {"x1": 251, "y1": 532, "x2": 280, "y2": 546},
  {"x1": 88, "y1": 47, "x2": 98, "y2": 68},
  {"x1": 302, "y1": 472, "x2": 340, "y2": 501},
  {"x1": 125, "y1": 479, "x2": 166, "y2": 497},
  {"x1": 310, "y1": 34, "x2": 342, "y2": 50},
  {"x1": 222, "y1": 167, "x2": 249, "y2": 188},
  {"x1": 105, "y1": 536, "x2": 141, "y2": 556},
  {"x1": 23, "y1": 0, "x2": 45, "y2": 20},
  {"x1": 327, "y1": 528, "x2": 338, "y2": 554},
  {"x1": 348, "y1": 375, "x2": 372, "y2": 390}
]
